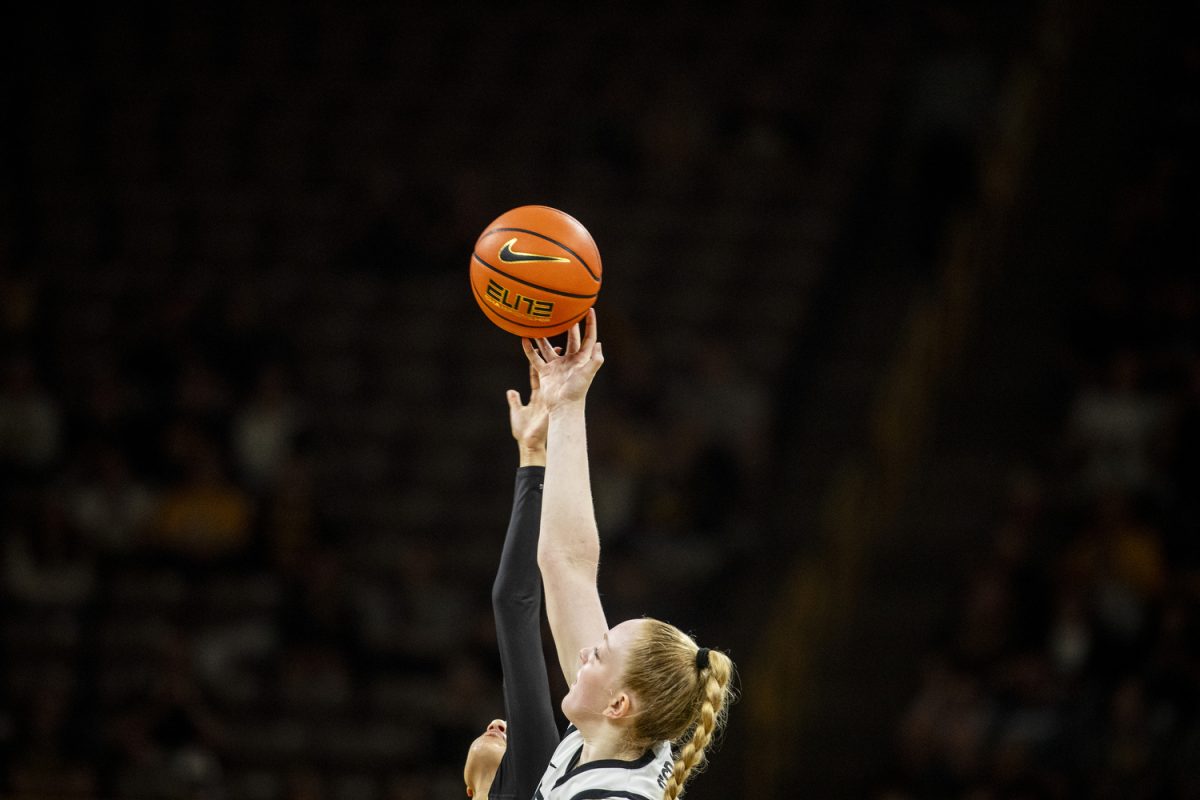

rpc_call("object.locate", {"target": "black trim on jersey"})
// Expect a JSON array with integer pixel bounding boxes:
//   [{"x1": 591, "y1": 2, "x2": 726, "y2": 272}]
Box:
[
  {"x1": 567, "y1": 792, "x2": 656, "y2": 800},
  {"x1": 552, "y1": 746, "x2": 659, "y2": 790},
  {"x1": 564, "y1": 745, "x2": 582, "y2": 774}
]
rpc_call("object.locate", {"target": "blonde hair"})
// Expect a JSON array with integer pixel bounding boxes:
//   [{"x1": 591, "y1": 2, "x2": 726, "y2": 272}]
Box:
[{"x1": 621, "y1": 619, "x2": 735, "y2": 800}]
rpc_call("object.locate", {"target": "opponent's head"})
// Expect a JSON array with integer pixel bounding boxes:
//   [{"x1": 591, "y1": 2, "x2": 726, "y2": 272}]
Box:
[
  {"x1": 463, "y1": 718, "x2": 507, "y2": 797},
  {"x1": 563, "y1": 618, "x2": 735, "y2": 800}
]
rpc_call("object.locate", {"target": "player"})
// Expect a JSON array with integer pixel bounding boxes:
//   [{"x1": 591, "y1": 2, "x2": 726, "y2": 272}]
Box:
[
  {"x1": 462, "y1": 365, "x2": 561, "y2": 799},
  {"x1": 525, "y1": 309, "x2": 735, "y2": 800}
]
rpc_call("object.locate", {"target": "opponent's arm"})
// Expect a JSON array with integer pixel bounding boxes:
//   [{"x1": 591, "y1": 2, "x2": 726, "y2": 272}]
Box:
[
  {"x1": 491, "y1": 367, "x2": 559, "y2": 795},
  {"x1": 523, "y1": 310, "x2": 609, "y2": 686}
]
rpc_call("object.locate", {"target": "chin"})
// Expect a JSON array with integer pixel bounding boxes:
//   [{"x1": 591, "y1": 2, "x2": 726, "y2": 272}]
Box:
[
  {"x1": 476, "y1": 735, "x2": 507, "y2": 758},
  {"x1": 560, "y1": 690, "x2": 586, "y2": 725},
  {"x1": 465, "y1": 735, "x2": 506, "y2": 781}
]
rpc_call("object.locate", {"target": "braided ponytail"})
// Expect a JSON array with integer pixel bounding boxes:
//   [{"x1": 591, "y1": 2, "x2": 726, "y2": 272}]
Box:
[
  {"x1": 662, "y1": 651, "x2": 732, "y2": 800},
  {"x1": 621, "y1": 620, "x2": 735, "y2": 800}
]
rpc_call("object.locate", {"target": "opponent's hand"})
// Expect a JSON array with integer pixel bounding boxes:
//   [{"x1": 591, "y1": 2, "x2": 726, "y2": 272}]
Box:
[
  {"x1": 507, "y1": 364, "x2": 549, "y2": 462},
  {"x1": 522, "y1": 309, "x2": 603, "y2": 412}
]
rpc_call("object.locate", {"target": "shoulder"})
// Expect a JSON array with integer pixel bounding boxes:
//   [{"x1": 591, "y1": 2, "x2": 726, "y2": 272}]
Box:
[{"x1": 544, "y1": 739, "x2": 673, "y2": 800}]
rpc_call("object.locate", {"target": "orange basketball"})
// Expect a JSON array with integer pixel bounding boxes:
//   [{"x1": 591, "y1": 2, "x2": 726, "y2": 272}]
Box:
[{"x1": 469, "y1": 205, "x2": 602, "y2": 337}]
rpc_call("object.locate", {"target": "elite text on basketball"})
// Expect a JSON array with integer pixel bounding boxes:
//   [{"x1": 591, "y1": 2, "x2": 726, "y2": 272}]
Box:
[{"x1": 485, "y1": 278, "x2": 555, "y2": 319}]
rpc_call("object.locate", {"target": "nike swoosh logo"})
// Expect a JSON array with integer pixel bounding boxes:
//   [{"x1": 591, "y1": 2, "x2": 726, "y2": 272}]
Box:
[{"x1": 497, "y1": 238, "x2": 570, "y2": 264}]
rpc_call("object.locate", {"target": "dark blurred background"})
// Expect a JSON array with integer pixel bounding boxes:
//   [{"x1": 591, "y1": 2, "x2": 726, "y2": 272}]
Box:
[{"x1": 2, "y1": 0, "x2": 1197, "y2": 798}]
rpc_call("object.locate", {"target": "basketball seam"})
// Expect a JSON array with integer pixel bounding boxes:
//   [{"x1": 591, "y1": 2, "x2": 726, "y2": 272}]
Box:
[
  {"x1": 472, "y1": 253, "x2": 600, "y2": 299},
  {"x1": 480, "y1": 227, "x2": 601, "y2": 283},
  {"x1": 470, "y1": 280, "x2": 591, "y2": 331}
]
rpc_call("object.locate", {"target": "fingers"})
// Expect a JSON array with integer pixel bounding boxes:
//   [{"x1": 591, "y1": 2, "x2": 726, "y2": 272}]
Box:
[
  {"x1": 528, "y1": 364, "x2": 540, "y2": 392},
  {"x1": 566, "y1": 322, "x2": 581, "y2": 356},
  {"x1": 536, "y1": 337, "x2": 558, "y2": 361},
  {"x1": 581, "y1": 308, "x2": 598, "y2": 354},
  {"x1": 587, "y1": 340, "x2": 604, "y2": 375},
  {"x1": 522, "y1": 337, "x2": 543, "y2": 366},
  {"x1": 524, "y1": 318, "x2": 598, "y2": 375}
]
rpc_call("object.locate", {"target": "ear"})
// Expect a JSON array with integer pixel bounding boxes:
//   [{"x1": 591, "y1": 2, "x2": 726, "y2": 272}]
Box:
[
  {"x1": 466, "y1": 788, "x2": 474, "y2": 798},
  {"x1": 604, "y1": 690, "x2": 635, "y2": 720}
]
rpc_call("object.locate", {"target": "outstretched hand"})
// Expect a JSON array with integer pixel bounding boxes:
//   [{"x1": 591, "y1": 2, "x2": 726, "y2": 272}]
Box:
[
  {"x1": 507, "y1": 364, "x2": 549, "y2": 455},
  {"x1": 521, "y1": 309, "x2": 604, "y2": 412}
]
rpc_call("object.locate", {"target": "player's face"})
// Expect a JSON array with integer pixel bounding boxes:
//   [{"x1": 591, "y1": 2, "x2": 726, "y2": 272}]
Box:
[
  {"x1": 463, "y1": 718, "x2": 507, "y2": 797},
  {"x1": 561, "y1": 618, "x2": 647, "y2": 723}
]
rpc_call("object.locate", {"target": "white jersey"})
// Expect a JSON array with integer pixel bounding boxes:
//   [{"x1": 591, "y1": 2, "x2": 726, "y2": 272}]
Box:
[{"x1": 534, "y1": 726, "x2": 674, "y2": 800}]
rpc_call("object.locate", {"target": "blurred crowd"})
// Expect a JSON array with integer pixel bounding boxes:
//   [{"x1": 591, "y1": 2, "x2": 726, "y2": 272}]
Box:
[
  {"x1": 879, "y1": 20, "x2": 1200, "y2": 800},
  {"x1": 4, "y1": 0, "x2": 1160, "y2": 798},
  {"x1": 2, "y1": 3, "x2": 854, "y2": 798}
]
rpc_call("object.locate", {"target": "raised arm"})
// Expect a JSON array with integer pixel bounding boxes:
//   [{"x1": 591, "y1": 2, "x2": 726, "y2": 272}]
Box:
[
  {"x1": 523, "y1": 310, "x2": 609, "y2": 687},
  {"x1": 489, "y1": 366, "x2": 559, "y2": 796}
]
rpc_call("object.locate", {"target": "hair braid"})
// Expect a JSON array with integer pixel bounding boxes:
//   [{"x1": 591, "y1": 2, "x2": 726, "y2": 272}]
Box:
[{"x1": 662, "y1": 654, "x2": 732, "y2": 800}]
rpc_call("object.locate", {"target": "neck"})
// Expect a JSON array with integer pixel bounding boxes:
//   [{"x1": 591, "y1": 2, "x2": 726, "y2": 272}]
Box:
[
  {"x1": 576, "y1": 719, "x2": 644, "y2": 765},
  {"x1": 474, "y1": 779, "x2": 492, "y2": 799}
]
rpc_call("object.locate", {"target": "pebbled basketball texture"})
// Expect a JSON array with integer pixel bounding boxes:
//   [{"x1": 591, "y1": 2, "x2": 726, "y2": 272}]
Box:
[{"x1": 470, "y1": 205, "x2": 602, "y2": 337}]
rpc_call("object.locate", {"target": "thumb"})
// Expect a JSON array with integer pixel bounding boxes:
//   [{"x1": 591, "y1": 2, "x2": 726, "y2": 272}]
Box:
[{"x1": 506, "y1": 389, "x2": 522, "y2": 410}]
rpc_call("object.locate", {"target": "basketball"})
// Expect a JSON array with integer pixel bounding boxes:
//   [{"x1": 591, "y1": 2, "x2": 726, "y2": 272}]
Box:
[{"x1": 470, "y1": 205, "x2": 602, "y2": 337}]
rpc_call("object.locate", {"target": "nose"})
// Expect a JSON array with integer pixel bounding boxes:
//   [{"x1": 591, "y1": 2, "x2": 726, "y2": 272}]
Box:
[{"x1": 488, "y1": 719, "x2": 506, "y2": 734}]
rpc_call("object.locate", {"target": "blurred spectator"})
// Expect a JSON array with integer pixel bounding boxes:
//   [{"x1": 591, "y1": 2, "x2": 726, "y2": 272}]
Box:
[
  {"x1": 3, "y1": 498, "x2": 95, "y2": 607},
  {"x1": 232, "y1": 362, "x2": 305, "y2": 491},
  {"x1": 105, "y1": 634, "x2": 225, "y2": 800},
  {"x1": 194, "y1": 615, "x2": 277, "y2": 708},
  {"x1": 952, "y1": 562, "x2": 1016, "y2": 669},
  {"x1": 897, "y1": 656, "x2": 993, "y2": 794},
  {"x1": 1046, "y1": 586, "x2": 1094, "y2": 678},
  {"x1": 0, "y1": 353, "x2": 62, "y2": 475},
  {"x1": 149, "y1": 431, "x2": 253, "y2": 561},
  {"x1": 1065, "y1": 349, "x2": 1169, "y2": 500},
  {"x1": 1064, "y1": 493, "x2": 1166, "y2": 679},
  {"x1": 64, "y1": 444, "x2": 158, "y2": 555}
]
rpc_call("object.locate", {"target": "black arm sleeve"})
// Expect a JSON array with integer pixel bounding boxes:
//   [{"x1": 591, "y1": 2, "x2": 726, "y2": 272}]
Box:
[{"x1": 489, "y1": 466, "x2": 559, "y2": 800}]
